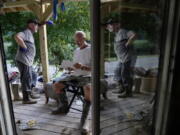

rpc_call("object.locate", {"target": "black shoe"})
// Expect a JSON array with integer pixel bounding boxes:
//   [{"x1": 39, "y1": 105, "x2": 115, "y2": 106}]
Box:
[
  {"x1": 126, "y1": 93, "x2": 133, "y2": 97},
  {"x1": 112, "y1": 89, "x2": 125, "y2": 94},
  {"x1": 118, "y1": 92, "x2": 133, "y2": 98},
  {"x1": 51, "y1": 106, "x2": 68, "y2": 115},
  {"x1": 112, "y1": 84, "x2": 125, "y2": 94},
  {"x1": 22, "y1": 99, "x2": 37, "y2": 104},
  {"x1": 81, "y1": 128, "x2": 88, "y2": 135}
]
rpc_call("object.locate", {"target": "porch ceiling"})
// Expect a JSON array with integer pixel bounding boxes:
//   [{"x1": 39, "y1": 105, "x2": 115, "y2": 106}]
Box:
[
  {"x1": 101, "y1": 0, "x2": 159, "y2": 16},
  {"x1": 0, "y1": 0, "x2": 159, "y2": 14},
  {"x1": 0, "y1": 0, "x2": 86, "y2": 14}
]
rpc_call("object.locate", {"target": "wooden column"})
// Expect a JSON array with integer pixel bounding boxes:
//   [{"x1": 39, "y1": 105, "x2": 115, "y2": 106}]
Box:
[
  {"x1": 100, "y1": 4, "x2": 109, "y2": 78},
  {"x1": 108, "y1": 5, "x2": 111, "y2": 59},
  {"x1": 100, "y1": 25, "x2": 105, "y2": 78},
  {"x1": 39, "y1": 4, "x2": 50, "y2": 83}
]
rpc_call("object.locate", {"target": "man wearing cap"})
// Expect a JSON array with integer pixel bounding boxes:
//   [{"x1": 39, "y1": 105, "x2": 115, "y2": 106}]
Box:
[
  {"x1": 14, "y1": 19, "x2": 41, "y2": 104},
  {"x1": 105, "y1": 18, "x2": 137, "y2": 98}
]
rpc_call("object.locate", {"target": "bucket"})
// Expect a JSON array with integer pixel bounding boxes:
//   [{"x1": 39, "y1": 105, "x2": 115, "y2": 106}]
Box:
[{"x1": 140, "y1": 77, "x2": 157, "y2": 93}]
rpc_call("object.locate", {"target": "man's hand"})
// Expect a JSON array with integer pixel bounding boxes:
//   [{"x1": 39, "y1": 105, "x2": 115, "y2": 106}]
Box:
[
  {"x1": 73, "y1": 63, "x2": 91, "y2": 71},
  {"x1": 67, "y1": 67, "x2": 74, "y2": 71},
  {"x1": 20, "y1": 47, "x2": 28, "y2": 52},
  {"x1": 125, "y1": 33, "x2": 137, "y2": 47},
  {"x1": 81, "y1": 66, "x2": 91, "y2": 71},
  {"x1": 73, "y1": 63, "x2": 82, "y2": 69}
]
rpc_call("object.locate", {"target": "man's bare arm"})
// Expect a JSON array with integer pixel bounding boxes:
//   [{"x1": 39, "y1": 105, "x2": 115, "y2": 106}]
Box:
[
  {"x1": 74, "y1": 63, "x2": 91, "y2": 71},
  {"x1": 14, "y1": 34, "x2": 27, "y2": 49},
  {"x1": 81, "y1": 65, "x2": 91, "y2": 71},
  {"x1": 126, "y1": 33, "x2": 137, "y2": 47}
]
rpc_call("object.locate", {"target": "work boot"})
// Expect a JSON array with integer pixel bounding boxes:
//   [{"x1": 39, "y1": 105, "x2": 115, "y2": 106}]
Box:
[
  {"x1": 126, "y1": 85, "x2": 133, "y2": 97},
  {"x1": 118, "y1": 93, "x2": 132, "y2": 98},
  {"x1": 112, "y1": 83, "x2": 125, "y2": 94},
  {"x1": 51, "y1": 92, "x2": 69, "y2": 115},
  {"x1": 22, "y1": 99, "x2": 37, "y2": 104},
  {"x1": 118, "y1": 87, "x2": 133, "y2": 98},
  {"x1": 29, "y1": 93, "x2": 40, "y2": 99},
  {"x1": 79, "y1": 100, "x2": 91, "y2": 130},
  {"x1": 118, "y1": 92, "x2": 133, "y2": 98},
  {"x1": 51, "y1": 105, "x2": 68, "y2": 114},
  {"x1": 81, "y1": 128, "x2": 88, "y2": 135},
  {"x1": 112, "y1": 89, "x2": 125, "y2": 94}
]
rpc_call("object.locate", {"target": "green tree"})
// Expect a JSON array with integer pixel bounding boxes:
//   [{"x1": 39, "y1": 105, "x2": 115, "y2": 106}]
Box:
[
  {"x1": 103, "y1": 12, "x2": 161, "y2": 58},
  {"x1": 0, "y1": 1, "x2": 90, "y2": 68},
  {"x1": 0, "y1": 12, "x2": 37, "y2": 63},
  {"x1": 47, "y1": 1, "x2": 90, "y2": 67}
]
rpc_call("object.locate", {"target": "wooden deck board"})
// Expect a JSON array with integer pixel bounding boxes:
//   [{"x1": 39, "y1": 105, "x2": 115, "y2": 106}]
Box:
[{"x1": 13, "y1": 91, "x2": 153, "y2": 135}]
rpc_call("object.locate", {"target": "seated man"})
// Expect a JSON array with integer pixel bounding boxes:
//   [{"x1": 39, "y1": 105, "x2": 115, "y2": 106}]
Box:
[{"x1": 52, "y1": 31, "x2": 91, "y2": 128}]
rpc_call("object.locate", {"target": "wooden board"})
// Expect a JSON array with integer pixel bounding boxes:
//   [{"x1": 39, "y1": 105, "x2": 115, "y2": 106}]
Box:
[{"x1": 13, "y1": 90, "x2": 153, "y2": 135}]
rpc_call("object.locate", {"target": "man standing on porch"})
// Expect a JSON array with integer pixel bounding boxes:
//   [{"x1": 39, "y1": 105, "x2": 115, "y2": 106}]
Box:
[
  {"x1": 105, "y1": 18, "x2": 137, "y2": 98},
  {"x1": 14, "y1": 19, "x2": 40, "y2": 104}
]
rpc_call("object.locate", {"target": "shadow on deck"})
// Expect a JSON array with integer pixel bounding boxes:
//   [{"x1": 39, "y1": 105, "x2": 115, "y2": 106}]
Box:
[{"x1": 13, "y1": 90, "x2": 154, "y2": 135}]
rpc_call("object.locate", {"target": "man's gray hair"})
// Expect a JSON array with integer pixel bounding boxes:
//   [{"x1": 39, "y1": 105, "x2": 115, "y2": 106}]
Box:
[{"x1": 75, "y1": 31, "x2": 86, "y2": 38}]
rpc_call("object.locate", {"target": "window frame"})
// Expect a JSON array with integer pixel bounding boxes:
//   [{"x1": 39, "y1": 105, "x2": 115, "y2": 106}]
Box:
[
  {"x1": 0, "y1": 0, "x2": 179, "y2": 134},
  {"x1": 0, "y1": 25, "x2": 17, "y2": 135}
]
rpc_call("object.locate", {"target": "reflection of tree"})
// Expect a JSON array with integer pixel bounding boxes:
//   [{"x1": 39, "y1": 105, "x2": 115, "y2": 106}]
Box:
[
  {"x1": 104, "y1": 0, "x2": 159, "y2": 6},
  {"x1": 104, "y1": 12, "x2": 160, "y2": 41},
  {"x1": 103, "y1": 11, "x2": 161, "y2": 58}
]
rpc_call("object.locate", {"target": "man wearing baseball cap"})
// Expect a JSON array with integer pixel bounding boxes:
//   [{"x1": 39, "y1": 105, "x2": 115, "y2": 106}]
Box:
[
  {"x1": 105, "y1": 17, "x2": 137, "y2": 98},
  {"x1": 14, "y1": 19, "x2": 41, "y2": 104}
]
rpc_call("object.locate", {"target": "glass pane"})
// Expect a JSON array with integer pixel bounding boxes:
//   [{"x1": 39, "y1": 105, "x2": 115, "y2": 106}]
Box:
[
  {"x1": 0, "y1": 98, "x2": 5, "y2": 135},
  {"x1": 0, "y1": 1, "x2": 91, "y2": 134},
  {"x1": 100, "y1": 0, "x2": 162, "y2": 134},
  {"x1": 0, "y1": 26, "x2": 16, "y2": 135}
]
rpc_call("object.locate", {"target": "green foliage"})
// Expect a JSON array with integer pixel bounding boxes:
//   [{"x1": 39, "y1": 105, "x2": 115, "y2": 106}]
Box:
[
  {"x1": 47, "y1": 1, "x2": 90, "y2": 66},
  {"x1": 133, "y1": 40, "x2": 155, "y2": 54},
  {"x1": 103, "y1": 12, "x2": 161, "y2": 59},
  {"x1": 0, "y1": 1, "x2": 90, "y2": 66},
  {"x1": 0, "y1": 12, "x2": 40, "y2": 64},
  {"x1": 103, "y1": 12, "x2": 160, "y2": 42}
]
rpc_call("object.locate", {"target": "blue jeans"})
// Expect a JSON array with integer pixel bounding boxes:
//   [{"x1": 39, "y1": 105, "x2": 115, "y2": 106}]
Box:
[
  {"x1": 114, "y1": 60, "x2": 133, "y2": 93},
  {"x1": 31, "y1": 70, "x2": 37, "y2": 88},
  {"x1": 16, "y1": 61, "x2": 32, "y2": 101}
]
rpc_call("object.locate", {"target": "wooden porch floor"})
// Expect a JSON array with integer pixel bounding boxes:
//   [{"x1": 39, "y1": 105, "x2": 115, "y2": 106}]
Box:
[{"x1": 13, "y1": 90, "x2": 153, "y2": 135}]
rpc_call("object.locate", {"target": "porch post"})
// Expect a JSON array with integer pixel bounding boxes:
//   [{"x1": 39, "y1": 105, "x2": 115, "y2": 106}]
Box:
[
  {"x1": 100, "y1": 6, "x2": 107, "y2": 78},
  {"x1": 39, "y1": 4, "x2": 50, "y2": 83},
  {"x1": 100, "y1": 27, "x2": 105, "y2": 78}
]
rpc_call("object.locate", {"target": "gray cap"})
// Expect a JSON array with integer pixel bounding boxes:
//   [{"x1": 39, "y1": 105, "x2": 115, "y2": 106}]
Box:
[
  {"x1": 102, "y1": 17, "x2": 120, "y2": 26},
  {"x1": 27, "y1": 19, "x2": 41, "y2": 25}
]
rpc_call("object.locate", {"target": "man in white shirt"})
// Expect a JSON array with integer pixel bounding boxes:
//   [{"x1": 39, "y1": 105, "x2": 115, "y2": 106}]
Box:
[
  {"x1": 50, "y1": 31, "x2": 91, "y2": 132},
  {"x1": 51, "y1": 31, "x2": 91, "y2": 130}
]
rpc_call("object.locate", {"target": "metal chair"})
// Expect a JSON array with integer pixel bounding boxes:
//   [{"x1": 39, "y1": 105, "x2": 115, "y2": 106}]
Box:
[{"x1": 64, "y1": 80, "x2": 85, "y2": 112}]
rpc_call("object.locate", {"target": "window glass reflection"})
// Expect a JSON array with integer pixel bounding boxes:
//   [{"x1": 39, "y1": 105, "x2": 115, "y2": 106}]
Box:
[{"x1": 100, "y1": 0, "x2": 161, "y2": 134}]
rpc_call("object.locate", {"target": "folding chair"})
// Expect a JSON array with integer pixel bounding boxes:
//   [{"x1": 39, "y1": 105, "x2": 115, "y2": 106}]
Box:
[
  {"x1": 64, "y1": 80, "x2": 85, "y2": 112},
  {"x1": 63, "y1": 76, "x2": 90, "y2": 112}
]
